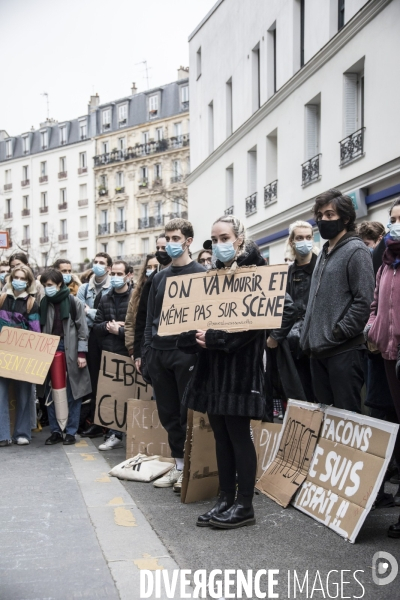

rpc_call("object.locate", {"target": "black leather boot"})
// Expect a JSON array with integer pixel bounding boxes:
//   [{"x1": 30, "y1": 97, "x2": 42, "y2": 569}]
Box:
[
  {"x1": 388, "y1": 516, "x2": 400, "y2": 538},
  {"x1": 80, "y1": 424, "x2": 104, "y2": 438},
  {"x1": 210, "y1": 494, "x2": 255, "y2": 529},
  {"x1": 196, "y1": 492, "x2": 236, "y2": 527}
]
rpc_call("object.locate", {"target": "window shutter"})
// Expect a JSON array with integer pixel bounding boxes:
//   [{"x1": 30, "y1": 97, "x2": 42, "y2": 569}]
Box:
[
  {"x1": 305, "y1": 105, "x2": 318, "y2": 159},
  {"x1": 344, "y1": 73, "x2": 358, "y2": 136}
]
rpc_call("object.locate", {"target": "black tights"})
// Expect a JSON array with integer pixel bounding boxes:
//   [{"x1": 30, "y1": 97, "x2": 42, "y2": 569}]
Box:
[{"x1": 208, "y1": 414, "x2": 257, "y2": 498}]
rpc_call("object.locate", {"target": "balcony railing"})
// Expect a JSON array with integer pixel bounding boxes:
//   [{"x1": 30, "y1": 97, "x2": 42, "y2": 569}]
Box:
[
  {"x1": 21, "y1": 179, "x2": 30, "y2": 187},
  {"x1": 93, "y1": 134, "x2": 190, "y2": 167},
  {"x1": 78, "y1": 231, "x2": 88, "y2": 238},
  {"x1": 181, "y1": 101, "x2": 189, "y2": 111},
  {"x1": 138, "y1": 215, "x2": 164, "y2": 230},
  {"x1": 21, "y1": 238, "x2": 30, "y2": 246},
  {"x1": 98, "y1": 188, "x2": 108, "y2": 196},
  {"x1": 224, "y1": 206, "x2": 234, "y2": 216},
  {"x1": 58, "y1": 202, "x2": 68, "y2": 210},
  {"x1": 302, "y1": 154, "x2": 321, "y2": 187},
  {"x1": 40, "y1": 236, "x2": 49, "y2": 244},
  {"x1": 264, "y1": 180, "x2": 278, "y2": 206},
  {"x1": 153, "y1": 178, "x2": 163, "y2": 188},
  {"x1": 4, "y1": 183, "x2": 12, "y2": 191},
  {"x1": 114, "y1": 220, "x2": 127, "y2": 233},
  {"x1": 4, "y1": 212, "x2": 12, "y2": 220},
  {"x1": 58, "y1": 171, "x2": 67, "y2": 179},
  {"x1": 339, "y1": 127, "x2": 365, "y2": 167},
  {"x1": 78, "y1": 199, "x2": 88, "y2": 207},
  {"x1": 115, "y1": 187, "x2": 125, "y2": 194},
  {"x1": 171, "y1": 175, "x2": 183, "y2": 183},
  {"x1": 39, "y1": 175, "x2": 48, "y2": 183},
  {"x1": 164, "y1": 211, "x2": 188, "y2": 223},
  {"x1": 245, "y1": 192, "x2": 257, "y2": 216},
  {"x1": 98, "y1": 223, "x2": 110, "y2": 235},
  {"x1": 58, "y1": 233, "x2": 68, "y2": 241},
  {"x1": 78, "y1": 167, "x2": 88, "y2": 174},
  {"x1": 138, "y1": 178, "x2": 148, "y2": 189},
  {"x1": 21, "y1": 209, "x2": 30, "y2": 217},
  {"x1": 40, "y1": 206, "x2": 48, "y2": 213}
]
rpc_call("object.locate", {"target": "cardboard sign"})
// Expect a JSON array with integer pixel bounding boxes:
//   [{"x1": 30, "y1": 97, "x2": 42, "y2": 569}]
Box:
[
  {"x1": 181, "y1": 410, "x2": 219, "y2": 504},
  {"x1": 126, "y1": 399, "x2": 171, "y2": 459},
  {"x1": 0, "y1": 231, "x2": 10, "y2": 249},
  {"x1": 252, "y1": 421, "x2": 283, "y2": 481},
  {"x1": 0, "y1": 327, "x2": 59, "y2": 385},
  {"x1": 256, "y1": 401, "x2": 324, "y2": 507},
  {"x1": 293, "y1": 407, "x2": 399, "y2": 543},
  {"x1": 94, "y1": 351, "x2": 154, "y2": 432},
  {"x1": 158, "y1": 264, "x2": 288, "y2": 336}
]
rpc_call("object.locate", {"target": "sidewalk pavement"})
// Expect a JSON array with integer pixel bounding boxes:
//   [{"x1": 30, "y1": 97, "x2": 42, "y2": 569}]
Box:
[{"x1": 1, "y1": 426, "x2": 400, "y2": 600}]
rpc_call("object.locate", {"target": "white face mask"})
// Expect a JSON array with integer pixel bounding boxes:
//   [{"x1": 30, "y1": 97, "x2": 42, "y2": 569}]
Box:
[{"x1": 389, "y1": 223, "x2": 400, "y2": 241}]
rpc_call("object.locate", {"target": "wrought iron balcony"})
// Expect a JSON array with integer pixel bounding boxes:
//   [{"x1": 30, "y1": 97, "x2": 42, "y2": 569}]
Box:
[
  {"x1": 21, "y1": 179, "x2": 30, "y2": 187},
  {"x1": 39, "y1": 175, "x2": 48, "y2": 183},
  {"x1": 78, "y1": 199, "x2": 88, "y2": 207},
  {"x1": 164, "y1": 211, "x2": 188, "y2": 223},
  {"x1": 98, "y1": 188, "x2": 108, "y2": 196},
  {"x1": 93, "y1": 134, "x2": 190, "y2": 167},
  {"x1": 40, "y1": 206, "x2": 48, "y2": 213},
  {"x1": 339, "y1": 127, "x2": 365, "y2": 166},
  {"x1": 138, "y1": 178, "x2": 148, "y2": 189},
  {"x1": 58, "y1": 171, "x2": 67, "y2": 179},
  {"x1": 264, "y1": 180, "x2": 278, "y2": 206},
  {"x1": 302, "y1": 154, "x2": 321, "y2": 187},
  {"x1": 114, "y1": 220, "x2": 127, "y2": 233},
  {"x1": 78, "y1": 231, "x2": 88, "y2": 238},
  {"x1": 153, "y1": 178, "x2": 163, "y2": 188},
  {"x1": 58, "y1": 233, "x2": 68, "y2": 241},
  {"x1": 21, "y1": 209, "x2": 30, "y2": 217},
  {"x1": 115, "y1": 187, "x2": 125, "y2": 194},
  {"x1": 138, "y1": 215, "x2": 164, "y2": 230},
  {"x1": 171, "y1": 175, "x2": 183, "y2": 183},
  {"x1": 4, "y1": 183, "x2": 12, "y2": 191},
  {"x1": 58, "y1": 202, "x2": 68, "y2": 210},
  {"x1": 4, "y1": 212, "x2": 12, "y2": 220},
  {"x1": 21, "y1": 238, "x2": 30, "y2": 246},
  {"x1": 98, "y1": 223, "x2": 110, "y2": 235},
  {"x1": 78, "y1": 167, "x2": 88, "y2": 175},
  {"x1": 40, "y1": 236, "x2": 49, "y2": 244},
  {"x1": 224, "y1": 206, "x2": 234, "y2": 215},
  {"x1": 245, "y1": 192, "x2": 257, "y2": 216}
]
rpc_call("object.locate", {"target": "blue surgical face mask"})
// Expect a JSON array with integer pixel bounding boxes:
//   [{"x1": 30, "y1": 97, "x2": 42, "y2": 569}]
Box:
[
  {"x1": 93, "y1": 264, "x2": 107, "y2": 277},
  {"x1": 387, "y1": 222, "x2": 392, "y2": 230},
  {"x1": 389, "y1": 223, "x2": 400, "y2": 241},
  {"x1": 146, "y1": 269, "x2": 154, "y2": 277},
  {"x1": 110, "y1": 276, "x2": 126, "y2": 289},
  {"x1": 212, "y1": 242, "x2": 236, "y2": 263},
  {"x1": 0, "y1": 273, "x2": 6, "y2": 283},
  {"x1": 63, "y1": 274, "x2": 72, "y2": 285},
  {"x1": 45, "y1": 286, "x2": 58, "y2": 297},
  {"x1": 294, "y1": 240, "x2": 313, "y2": 256},
  {"x1": 369, "y1": 247, "x2": 374, "y2": 254},
  {"x1": 166, "y1": 242, "x2": 185, "y2": 259},
  {"x1": 12, "y1": 279, "x2": 27, "y2": 291}
]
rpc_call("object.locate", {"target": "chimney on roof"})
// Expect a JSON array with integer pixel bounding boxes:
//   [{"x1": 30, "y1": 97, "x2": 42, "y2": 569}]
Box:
[
  {"x1": 131, "y1": 82, "x2": 138, "y2": 95},
  {"x1": 89, "y1": 93, "x2": 100, "y2": 113},
  {"x1": 178, "y1": 66, "x2": 189, "y2": 81}
]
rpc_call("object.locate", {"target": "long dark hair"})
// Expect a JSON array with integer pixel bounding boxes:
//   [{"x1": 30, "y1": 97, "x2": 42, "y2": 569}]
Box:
[{"x1": 129, "y1": 254, "x2": 156, "y2": 332}]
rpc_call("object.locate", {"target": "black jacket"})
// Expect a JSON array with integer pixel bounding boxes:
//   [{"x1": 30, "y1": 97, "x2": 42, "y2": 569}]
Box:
[
  {"x1": 286, "y1": 253, "x2": 317, "y2": 318},
  {"x1": 132, "y1": 271, "x2": 155, "y2": 359},
  {"x1": 177, "y1": 244, "x2": 267, "y2": 419},
  {"x1": 93, "y1": 287, "x2": 132, "y2": 356}
]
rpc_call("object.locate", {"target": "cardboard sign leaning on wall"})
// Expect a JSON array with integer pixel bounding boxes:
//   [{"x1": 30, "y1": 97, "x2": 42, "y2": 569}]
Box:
[{"x1": 126, "y1": 399, "x2": 171, "y2": 459}]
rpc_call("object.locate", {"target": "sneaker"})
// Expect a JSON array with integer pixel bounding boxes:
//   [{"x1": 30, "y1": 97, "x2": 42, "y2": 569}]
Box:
[
  {"x1": 153, "y1": 466, "x2": 180, "y2": 488},
  {"x1": 45, "y1": 432, "x2": 64, "y2": 445},
  {"x1": 15, "y1": 437, "x2": 30, "y2": 445},
  {"x1": 278, "y1": 411, "x2": 283, "y2": 420},
  {"x1": 0, "y1": 439, "x2": 12, "y2": 447},
  {"x1": 173, "y1": 471, "x2": 184, "y2": 493},
  {"x1": 98, "y1": 434, "x2": 123, "y2": 451}
]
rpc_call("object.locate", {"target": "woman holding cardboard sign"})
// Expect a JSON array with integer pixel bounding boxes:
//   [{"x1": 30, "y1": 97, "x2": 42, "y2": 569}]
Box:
[{"x1": 177, "y1": 215, "x2": 266, "y2": 529}]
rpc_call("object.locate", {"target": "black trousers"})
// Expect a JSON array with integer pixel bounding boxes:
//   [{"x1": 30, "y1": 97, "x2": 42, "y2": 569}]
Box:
[
  {"x1": 208, "y1": 414, "x2": 257, "y2": 497},
  {"x1": 146, "y1": 348, "x2": 196, "y2": 458},
  {"x1": 86, "y1": 330, "x2": 103, "y2": 423},
  {"x1": 310, "y1": 348, "x2": 366, "y2": 413},
  {"x1": 295, "y1": 355, "x2": 317, "y2": 403},
  {"x1": 384, "y1": 360, "x2": 400, "y2": 468}
]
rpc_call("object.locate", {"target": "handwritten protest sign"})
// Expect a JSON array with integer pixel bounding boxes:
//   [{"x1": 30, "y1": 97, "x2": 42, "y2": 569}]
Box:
[
  {"x1": 94, "y1": 351, "x2": 154, "y2": 432},
  {"x1": 256, "y1": 401, "x2": 324, "y2": 507},
  {"x1": 293, "y1": 407, "x2": 399, "y2": 543},
  {"x1": 157, "y1": 264, "x2": 288, "y2": 336},
  {"x1": 251, "y1": 421, "x2": 283, "y2": 481},
  {"x1": 0, "y1": 327, "x2": 59, "y2": 385},
  {"x1": 126, "y1": 399, "x2": 171, "y2": 459}
]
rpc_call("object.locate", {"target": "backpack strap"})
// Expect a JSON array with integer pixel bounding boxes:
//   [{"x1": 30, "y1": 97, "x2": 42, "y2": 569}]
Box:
[{"x1": 26, "y1": 295, "x2": 35, "y2": 314}]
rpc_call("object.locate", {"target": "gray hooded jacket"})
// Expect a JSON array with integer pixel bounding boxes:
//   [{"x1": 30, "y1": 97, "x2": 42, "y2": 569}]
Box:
[{"x1": 300, "y1": 232, "x2": 375, "y2": 358}]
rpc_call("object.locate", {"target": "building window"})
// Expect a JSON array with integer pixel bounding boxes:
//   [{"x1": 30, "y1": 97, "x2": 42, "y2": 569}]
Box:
[
  {"x1": 226, "y1": 165, "x2": 234, "y2": 212},
  {"x1": 266, "y1": 129, "x2": 278, "y2": 204},
  {"x1": 60, "y1": 219, "x2": 67, "y2": 235},
  {"x1": 80, "y1": 216, "x2": 87, "y2": 231},
  {"x1": 41, "y1": 192, "x2": 48, "y2": 208},
  {"x1": 5, "y1": 169, "x2": 11, "y2": 184},
  {"x1": 181, "y1": 86, "x2": 189, "y2": 109},
  {"x1": 60, "y1": 127, "x2": 67, "y2": 145},
  {"x1": 101, "y1": 243, "x2": 108, "y2": 253},
  {"x1": 343, "y1": 70, "x2": 364, "y2": 136},
  {"x1": 23, "y1": 195, "x2": 29, "y2": 210},
  {"x1": 59, "y1": 157, "x2": 66, "y2": 173},
  {"x1": 102, "y1": 109, "x2": 111, "y2": 130},
  {"x1": 149, "y1": 95, "x2": 158, "y2": 117},
  {"x1": 174, "y1": 122, "x2": 182, "y2": 138},
  {"x1": 22, "y1": 136, "x2": 30, "y2": 154},
  {"x1": 252, "y1": 43, "x2": 261, "y2": 113},
  {"x1": 154, "y1": 164, "x2": 162, "y2": 179},
  {"x1": 196, "y1": 47, "x2": 202, "y2": 79},
  {"x1": 80, "y1": 247, "x2": 88, "y2": 262},
  {"x1": 118, "y1": 137, "x2": 125, "y2": 151},
  {"x1": 305, "y1": 102, "x2": 320, "y2": 159},
  {"x1": 248, "y1": 147, "x2": 257, "y2": 195},
  {"x1": 208, "y1": 102, "x2": 214, "y2": 154},
  {"x1": 140, "y1": 166, "x2": 148, "y2": 184},
  {"x1": 6, "y1": 198, "x2": 12, "y2": 215},
  {"x1": 172, "y1": 160, "x2": 181, "y2": 180},
  {"x1": 41, "y1": 222, "x2": 48, "y2": 237},
  {"x1": 23, "y1": 225, "x2": 30, "y2": 241},
  {"x1": 79, "y1": 152, "x2": 87, "y2": 168},
  {"x1": 142, "y1": 131, "x2": 149, "y2": 144},
  {"x1": 156, "y1": 127, "x2": 163, "y2": 141},
  {"x1": 118, "y1": 104, "x2": 127, "y2": 125},
  {"x1": 226, "y1": 78, "x2": 233, "y2": 137},
  {"x1": 267, "y1": 23, "x2": 277, "y2": 98},
  {"x1": 60, "y1": 188, "x2": 67, "y2": 204},
  {"x1": 101, "y1": 209, "x2": 108, "y2": 224},
  {"x1": 116, "y1": 172, "x2": 124, "y2": 188},
  {"x1": 79, "y1": 184, "x2": 87, "y2": 200},
  {"x1": 22, "y1": 165, "x2": 29, "y2": 181},
  {"x1": 40, "y1": 161, "x2": 47, "y2": 176},
  {"x1": 102, "y1": 141, "x2": 109, "y2": 154},
  {"x1": 142, "y1": 238, "x2": 149, "y2": 254},
  {"x1": 5, "y1": 140, "x2": 12, "y2": 158},
  {"x1": 117, "y1": 241, "x2": 125, "y2": 257},
  {"x1": 40, "y1": 131, "x2": 48, "y2": 149},
  {"x1": 338, "y1": 0, "x2": 345, "y2": 30}
]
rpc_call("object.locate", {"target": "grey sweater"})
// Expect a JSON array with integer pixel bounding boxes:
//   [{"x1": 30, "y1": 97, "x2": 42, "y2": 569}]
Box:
[{"x1": 300, "y1": 232, "x2": 375, "y2": 358}]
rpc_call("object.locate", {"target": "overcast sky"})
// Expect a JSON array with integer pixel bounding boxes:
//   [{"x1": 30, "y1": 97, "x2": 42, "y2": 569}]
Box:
[{"x1": 0, "y1": 0, "x2": 216, "y2": 136}]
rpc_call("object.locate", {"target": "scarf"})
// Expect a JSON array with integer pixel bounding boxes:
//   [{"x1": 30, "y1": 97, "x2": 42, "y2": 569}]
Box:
[
  {"x1": 382, "y1": 234, "x2": 400, "y2": 269},
  {"x1": 40, "y1": 285, "x2": 71, "y2": 326}
]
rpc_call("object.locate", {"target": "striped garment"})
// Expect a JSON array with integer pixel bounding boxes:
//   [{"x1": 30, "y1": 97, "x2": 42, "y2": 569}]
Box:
[{"x1": 0, "y1": 293, "x2": 40, "y2": 332}]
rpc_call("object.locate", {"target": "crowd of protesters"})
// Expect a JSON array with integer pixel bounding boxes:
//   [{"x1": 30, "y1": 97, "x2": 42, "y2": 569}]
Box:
[{"x1": 0, "y1": 189, "x2": 399, "y2": 538}]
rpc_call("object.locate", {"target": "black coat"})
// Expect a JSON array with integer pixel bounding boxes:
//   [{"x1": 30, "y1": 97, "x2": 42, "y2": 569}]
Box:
[
  {"x1": 133, "y1": 271, "x2": 155, "y2": 358},
  {"x1": 177, "y1": 244, "x2": 267, "y2": 419},
  {"x1": 285, "y1": 254, "x2": 317, "y2": 318},
  {"x1": 93, "y1": 287, "x2": 132, "y2": 356}
]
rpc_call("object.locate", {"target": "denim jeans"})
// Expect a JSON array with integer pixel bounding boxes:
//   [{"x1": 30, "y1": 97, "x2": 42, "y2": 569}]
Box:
[
  {"x1": 0, "y1": 377, "x2": 33, "y2": 442},
  {"x1": 47, "y1": 375, "x2": 82, "y2": 436}
]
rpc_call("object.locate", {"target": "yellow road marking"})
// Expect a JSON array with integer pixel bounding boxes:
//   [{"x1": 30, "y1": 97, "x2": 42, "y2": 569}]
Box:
[
  {"x1": 114, "y1": 507, "x2": 137, "y2": 527},
  {"x1": 80, "y1": 453, "x2": 95, "y2": 461},
  {"x1": 96, "y1": 473, "x2": 110, "y2": 482},
  {"x1": 75, "y1": 440, "x2": 88, "y2": 447},
  {"x1": 133, "y1": 553, "x2": 164, "y2": 570},
  {"x1": 108, "y1": 497, "x2": 124, "y2": 505}
]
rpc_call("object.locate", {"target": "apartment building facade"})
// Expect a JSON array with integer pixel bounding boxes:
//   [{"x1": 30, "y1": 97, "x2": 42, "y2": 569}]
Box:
[{"x1": 187, "y1": 0, "x2": 400, "y2": 263}]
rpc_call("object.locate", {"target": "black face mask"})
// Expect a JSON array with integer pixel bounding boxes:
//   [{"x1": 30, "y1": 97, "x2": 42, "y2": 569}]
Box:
[
  {"x1": 155, "y1": 250, "x2": 172, "y2": 266},
  {"x1": 317, "y1": 218, "x2": 346, "y2": 240}
]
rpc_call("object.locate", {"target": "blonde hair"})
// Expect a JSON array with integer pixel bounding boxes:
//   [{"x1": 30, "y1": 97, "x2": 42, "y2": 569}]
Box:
[
  {"x1": 9, "y1": 264, "x2": 35, "y2": 289},
  {"x1": 212, "y1": 214, "x2": 250, "y2": 256},
  {"x1": 285, "y1": 220, "x2": 320, "y2": 261}
]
